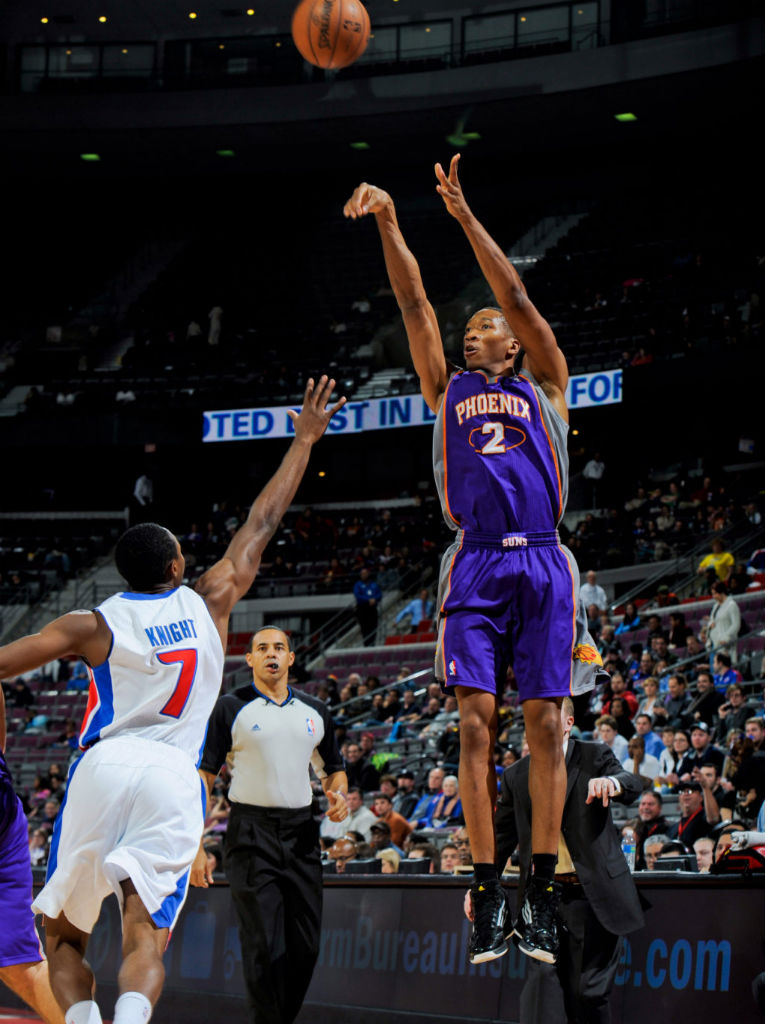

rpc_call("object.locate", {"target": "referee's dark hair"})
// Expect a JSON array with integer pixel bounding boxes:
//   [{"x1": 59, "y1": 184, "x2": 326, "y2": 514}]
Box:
[
  {"x1": 115, "y1": 523, "x2": 177, "y2": 591},
  {"x1": 249, "y1": 626, "x2": 292, "y2": 651}
]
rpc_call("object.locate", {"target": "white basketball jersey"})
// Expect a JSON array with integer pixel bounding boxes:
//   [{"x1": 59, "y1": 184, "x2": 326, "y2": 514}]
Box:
[{"x1": 79, "y1": 585, "x2": 224, "y2": 764}]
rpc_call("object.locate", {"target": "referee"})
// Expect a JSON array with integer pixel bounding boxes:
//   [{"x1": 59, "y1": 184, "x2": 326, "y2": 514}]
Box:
[{"x1": 192, "y1": 627, "x2": 348, "y2": 1024}]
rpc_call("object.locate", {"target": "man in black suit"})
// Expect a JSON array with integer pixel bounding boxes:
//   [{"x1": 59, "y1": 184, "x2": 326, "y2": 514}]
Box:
[{"x1": 495, "y1": 697, "x2": 644, "y2": 1023}]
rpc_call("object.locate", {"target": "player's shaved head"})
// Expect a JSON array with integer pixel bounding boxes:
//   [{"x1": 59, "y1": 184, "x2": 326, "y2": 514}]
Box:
[
  {"x1": 115, "y1": 523, "x2": 179, "y2": 591},
  {"x1": 250, "y1": 626, "x2": 291, "y2": 651},
  {"x1": 473, "y1": 307, "x2": 517, "y2": 340}
]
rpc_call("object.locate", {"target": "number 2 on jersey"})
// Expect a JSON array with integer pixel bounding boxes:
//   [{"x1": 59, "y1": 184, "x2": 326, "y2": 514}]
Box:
[{"x1": 157, "y1": 648, "x2": 198, "y2": 718}]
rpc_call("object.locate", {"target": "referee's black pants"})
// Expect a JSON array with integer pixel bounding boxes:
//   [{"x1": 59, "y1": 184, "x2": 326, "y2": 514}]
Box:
[
  {"x1": 224, "y1": 803, "x2": 323, "y2": 1024},
  {"x1": 519, "y1": 885, "x2": 623, "y2": 1024}
]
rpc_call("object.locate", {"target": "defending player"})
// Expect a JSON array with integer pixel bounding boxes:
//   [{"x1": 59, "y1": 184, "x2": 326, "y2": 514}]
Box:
[
  {"x1": 0, "y1": 376, "x2": 344, "y2": 1024},
  {"x1": 344, "y1": 160, "x2": 601, "y2": 965},
  {"x1": 0, "y1": 686, "x2": 64, "y2": 1024}
]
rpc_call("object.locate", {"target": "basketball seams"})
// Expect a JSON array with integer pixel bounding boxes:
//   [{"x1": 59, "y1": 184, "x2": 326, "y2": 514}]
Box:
[
  {"x1": 306, "y1": 1, "x2": 321, "y2": 68},
  {"x1": 346, "y1": 0, "x2": 370, "y2": 66},
  {"x1": 292, "y1": 0, "x2": 370, "y2": 70}
]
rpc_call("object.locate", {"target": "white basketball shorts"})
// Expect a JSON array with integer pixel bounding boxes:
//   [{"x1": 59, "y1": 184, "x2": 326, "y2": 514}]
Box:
[{"x1": 33, "y1": 735, "x2": 205, "y2": 934}]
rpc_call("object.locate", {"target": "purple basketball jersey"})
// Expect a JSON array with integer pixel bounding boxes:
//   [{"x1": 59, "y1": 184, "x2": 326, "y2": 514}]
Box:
[
  {"x1": 1, "y1": 752, "x2": 45, "y2": 967},
  {"x1": 433, "y1": 370, "x2": 568, "y2": 534}
]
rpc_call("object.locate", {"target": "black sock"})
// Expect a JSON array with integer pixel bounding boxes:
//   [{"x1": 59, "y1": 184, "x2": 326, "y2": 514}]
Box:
[
  {"x1": 531, "y1": 853, "x2": 557, "y2": 883},
  {"x1": 474, "y1": 862, "x2": 498, "y2": 883}
]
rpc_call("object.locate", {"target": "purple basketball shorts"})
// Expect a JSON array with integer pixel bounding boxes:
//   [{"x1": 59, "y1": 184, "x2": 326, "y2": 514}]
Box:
[
  {"x1": 0, "y1": 790, "x2": 44, "y2": 966},
  {"x1": 435, "y1": 530, "x2": 576, "y2": 702}
]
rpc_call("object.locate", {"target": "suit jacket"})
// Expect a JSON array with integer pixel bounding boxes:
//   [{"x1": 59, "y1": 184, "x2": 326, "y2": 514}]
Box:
[{"x1": 495, "y1": 738, "x2": 644, "y2": 937}]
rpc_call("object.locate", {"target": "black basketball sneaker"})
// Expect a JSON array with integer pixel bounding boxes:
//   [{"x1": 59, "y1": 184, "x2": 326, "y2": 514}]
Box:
[
  {"x1": 468, "y1": 879, "x2": 511, "y2": 964},
  {"x1": 513, "y1": 876, "x2": 562, "y2": 963}
]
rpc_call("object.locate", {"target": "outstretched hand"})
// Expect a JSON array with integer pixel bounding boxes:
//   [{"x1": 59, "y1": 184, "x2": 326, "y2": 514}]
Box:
[
  {"x1": 287, "y1": 376, "x2": 346, "y2": 443},
  {"x1": 343, "y1": 183, "x2": 392, "y2": 219},
  {"x1": 434, "y1": 154, "x2": 471, "y2": 220}
]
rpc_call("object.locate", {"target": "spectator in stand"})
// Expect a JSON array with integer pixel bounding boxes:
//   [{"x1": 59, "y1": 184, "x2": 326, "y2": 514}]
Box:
[
  {"x1": 6, "y1": 678, "x2": 35, "y2": 710},
  {"x1": 677, "y1": 723, "x2": 724, "y2": 778},
  {"x1": 395, "y1": 690, "x2": 421, "y2": 723},
  {"x1": 595, "y1": 714, "x2": 629, "y2": 762},
  {"x1": 327, "y1": 837, "x2": 358, "y2": 873},
  {"x1": 715, "y1": 684, "x2": 750, "y2": 740},
  {"x1": 28, "y1": 798, "x2": 60, "y2": 832},
  {"x1": 368, "y1": 819, "x2": 405, "y2": 859},
  {"x1": 597, "y1": 624, "x2": 620, "y2": 660},
  {"x1": 642, "y1": 835, "x2": 672, "y2": 871},
  {"x1": 636, "y1": 677, "x2": 661, "y2": 720},
  {"x1": 634, "y1": 713, "x2": 664, "y2": 758},
  {"x1": 699, "y1": 764, "x2": 737, "y2": 822},
  {"x1": 615, "y1": 602, "x2": 641, "y2": 635},
  {"x1": 408, "y1": 767, "x2": 445, "y2": 824},
  {"x1": 372, "y1": 792, "x2": 413, "y2": 848},
  {"x1": 693, "y1": 836, "x2": 715, "y2": 873},
  {"x1": 706, "y1": 582, "x2": 741, "y2": 663},
  {"x1": 668, "y1": 778, "x2": 720, "y2": 847},
  {"x1": 376, "y1": 849, "x2": 400, "y2": 874},
  {"x1": 622, "y1": 735, "x2": 660, "y2": 783},
  {"x1": 650, "y1": 635, "x2": 673, "y2": 665},
  {"x1": 392, "y1": 770, "x2": 418, "y2": 819},
  {"x1": 653, "y1": 584, "x2": 678, "y2": 609},
  {"x1": 414, "y1": 775, "x2": 464, "y2": 829},
  {"x1": 377, "y1": 774, "x2": 398, "y2": 801},
  {"x1": 419, "y1": 694, "x2": 460, "y2": 739},
  {"x1": 667, "y1": 612, "x2": 692, "y2": 649},
  {"x1": 343, "y1": 742, "x2": 379, "y2": 792},
  {"x1": 586, "y1": 604, "x2": 603, "y2": 641},
  {"x1": 29, "y1": 825, "x2": 51, "y2": 866},
  {"x1": 579, "y1": 570, "x2": 607, "y2": 615},
  {"x1": 634, "y1": 791, "x2": 667, "y2": 870},
  {"x1": 609, "y1": 699, "x2": 636, "y2": 741},
  {"x1": 439, "y1": 843, "x2": 461, "y2": 874},
  {"x1": 747, "y1": 718, "x2": 765, "y2": 753},
  {"x1": 65, "y1": 660, "x2": 90, "y2": 692},
  {"x1": 353, "y1": 568, "x2": 382, "y2": 646},
  {"x1": 582, "y1": 451, "x2": 605, "y2": 506},
  {"x1": 656, "y1": 729, "x2": 689, "y2": 790},
  {"x1": 602, "y1": 673, "x2": 638, "y2": 719},
  {"x1": 683, "y1": 635, "x2": 708, "y2": 679},
  {"x1": 653, "y1": 673, "x2": 692, "y2": 729},
  {"x1": 453, "y1": 825, "x2": 473, "y2": 868},
  {"x1": 729, "y1": 736, "x2": 765, "y2": 822},
  {"x1": 713, "y1": 822, "x2": 748, "y2": 863},
  {"x1": 697, "y1": 537, "x2": 735, "y2": 587},
  {"x1": 644, "y1": 614, "x2": 666, "y2": 643},
  {"x1": 394, "y1": 589, "x2": 434, "y2": 634}
]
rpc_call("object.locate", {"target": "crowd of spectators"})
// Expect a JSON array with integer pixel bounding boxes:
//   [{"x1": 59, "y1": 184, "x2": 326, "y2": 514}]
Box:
[{"x1": 565, "y1": 469, "x2": 762, "y2": 572}]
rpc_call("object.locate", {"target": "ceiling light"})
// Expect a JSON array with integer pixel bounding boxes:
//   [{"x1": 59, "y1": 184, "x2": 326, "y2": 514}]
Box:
[
  {"x1": 80, "y1": 153, "x2": 101, "y2": 161},
  {"x1": 216, "y1": 149, "x2": 235, "y2": 157},
  {"x1": 40, "y1": 16, "x2": 49, "y2": 23},
  {"x1": 614, "y1": 112, "x2": 637, "y2": 122},
  {"x1": 350, "y1": 141, "x2": 370, "y2": 150},
  {"x1": 98, "y1": 15, "x2": 107, "y2": 22},
  {"x1": 246, "y1": 7, "x2": 255, "y2": 13},
  {"x1": 188, "y1": 11, "x2": 198, "y2": 18},
  {"x1": 121, "y1": 47, "x2": 128, "y2": 53}
]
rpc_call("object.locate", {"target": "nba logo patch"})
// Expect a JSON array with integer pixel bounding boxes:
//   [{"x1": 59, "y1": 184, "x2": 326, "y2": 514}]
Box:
[
  {"x1": 448, "y1": 659, "x2": 457, "y2": 676},
  {"x1": 306, "y1": 717, "x2": 316, "y2": 736}
]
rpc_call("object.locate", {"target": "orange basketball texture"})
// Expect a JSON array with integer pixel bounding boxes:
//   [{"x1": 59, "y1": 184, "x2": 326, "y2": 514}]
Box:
[{"x1": 291, "y1": 0, "x2": 371, "y2": 70}]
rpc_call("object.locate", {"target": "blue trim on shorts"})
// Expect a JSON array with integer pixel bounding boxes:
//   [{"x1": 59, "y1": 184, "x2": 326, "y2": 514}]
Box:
[
  {"x1": 151, "y1": 868, "x2": 190, "y2": 929},
  {"x1": 46, "y1": 755, "x2": 84, "y2": 881}
]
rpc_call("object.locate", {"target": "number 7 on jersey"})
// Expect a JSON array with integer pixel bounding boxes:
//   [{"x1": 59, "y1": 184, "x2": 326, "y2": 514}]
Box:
[{"x1": 157, "y1": 649, "x2": 198, "y2": 718}]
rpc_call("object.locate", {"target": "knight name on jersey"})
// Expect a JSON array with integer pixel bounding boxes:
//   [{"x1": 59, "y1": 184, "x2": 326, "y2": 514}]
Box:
[
  {"x1": 144, "y1": 618, "x2": 199, "y2": 648},
  {"x1": 454, "y1": 391, "x2": 531, "y2": 426}
]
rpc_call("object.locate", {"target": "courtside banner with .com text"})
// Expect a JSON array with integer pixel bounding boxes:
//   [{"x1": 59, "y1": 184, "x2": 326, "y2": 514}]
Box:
[{"x1": 202, "y1": 369, "x2": 623, "y2": 443}]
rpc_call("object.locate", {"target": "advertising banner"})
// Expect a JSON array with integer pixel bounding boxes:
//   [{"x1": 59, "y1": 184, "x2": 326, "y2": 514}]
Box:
[{"x1": 202, "y1": 370, "x2": 623, "y2": 443}]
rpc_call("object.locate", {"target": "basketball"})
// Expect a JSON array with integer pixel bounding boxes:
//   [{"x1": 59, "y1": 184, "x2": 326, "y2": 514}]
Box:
[{"x1": 291, "y1": 0, "x2": 371, "y2": 70}]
